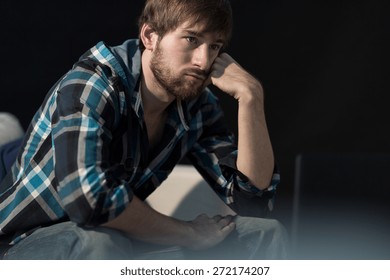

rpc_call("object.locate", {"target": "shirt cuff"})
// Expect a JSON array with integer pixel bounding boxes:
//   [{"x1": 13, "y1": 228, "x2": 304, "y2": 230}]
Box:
[
  {"x1": 235, "y1": 170, "x2": 279, "y2": 198},
  {"x1": 219, "y1": 152, "x2": 280, "y2": 198}
]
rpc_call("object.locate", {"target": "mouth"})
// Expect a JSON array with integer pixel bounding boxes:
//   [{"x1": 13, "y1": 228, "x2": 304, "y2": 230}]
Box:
[{"x1": 185, "y1": 73, "x2": 207, "y2": 81}]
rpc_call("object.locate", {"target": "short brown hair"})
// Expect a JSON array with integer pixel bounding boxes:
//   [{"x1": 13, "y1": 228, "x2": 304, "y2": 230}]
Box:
[{"x1": 138, "y1": 0, "x2": 233, "y2": 50}]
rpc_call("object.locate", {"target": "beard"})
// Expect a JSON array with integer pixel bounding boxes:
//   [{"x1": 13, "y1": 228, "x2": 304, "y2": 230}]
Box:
[{"x1": 150, "y1": 42, "x2": 208, "y2": 101}]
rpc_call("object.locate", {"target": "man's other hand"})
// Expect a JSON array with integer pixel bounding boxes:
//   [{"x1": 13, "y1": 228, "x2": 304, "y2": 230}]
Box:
[{"x1": 187, "y1": 214, "x2": 236, "y2": 250}]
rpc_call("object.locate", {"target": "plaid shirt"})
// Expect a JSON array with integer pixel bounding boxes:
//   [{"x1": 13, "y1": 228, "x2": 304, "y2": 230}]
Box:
[{"x1": 0, "y1": 39, "x2": 279, "y2": 245}]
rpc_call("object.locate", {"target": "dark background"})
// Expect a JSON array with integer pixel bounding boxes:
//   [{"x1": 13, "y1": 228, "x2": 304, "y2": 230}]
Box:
[{"x1": 1, "y1": 0, "x2": 390, "y2": 231}]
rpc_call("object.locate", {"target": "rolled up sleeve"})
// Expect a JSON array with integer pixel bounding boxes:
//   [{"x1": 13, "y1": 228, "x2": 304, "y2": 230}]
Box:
[{"x1": 51, "y1": 69, "x2": 134, "y2": 226}]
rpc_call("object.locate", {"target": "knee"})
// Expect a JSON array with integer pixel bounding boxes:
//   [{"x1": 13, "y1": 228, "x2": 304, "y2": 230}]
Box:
[
  {"x1": 75, "y1": 226, "x2": 134, "y2": 260},
  {"x1": 4, "y1": 222, "x2": 134, "y2": 260},
  {"x1": 256, "y1": 218, "x2": 290, "y2": 258},
  {"x1": 264, "y1": 219, "x2": 288, "y2": 237},
  {"x1": 235, "y1": 216, "x2": 286, "y2": 236},
  {"x1": 235, "y1": 217, "x2": 290, "y2": 259}
]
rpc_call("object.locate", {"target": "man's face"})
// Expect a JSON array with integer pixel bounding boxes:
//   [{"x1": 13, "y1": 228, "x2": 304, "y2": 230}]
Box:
[{"x1": 149, "y1": 21, "x2": 225, "y2": 101}]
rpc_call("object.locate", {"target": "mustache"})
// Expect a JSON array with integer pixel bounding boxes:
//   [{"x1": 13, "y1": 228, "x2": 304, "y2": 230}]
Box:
[{"x1": 184, "y1": 69, "x2": 208, "y2": 80}]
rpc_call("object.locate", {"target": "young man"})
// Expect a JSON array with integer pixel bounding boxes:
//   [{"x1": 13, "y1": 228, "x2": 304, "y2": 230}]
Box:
[{"x1": 0, "y1": 0, "x2": 288, "y2": 259}]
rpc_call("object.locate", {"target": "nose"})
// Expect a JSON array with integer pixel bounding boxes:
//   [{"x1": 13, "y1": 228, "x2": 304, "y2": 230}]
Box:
[{"x1": 192, "y1": 44, "x2": 213, "y2": 72}]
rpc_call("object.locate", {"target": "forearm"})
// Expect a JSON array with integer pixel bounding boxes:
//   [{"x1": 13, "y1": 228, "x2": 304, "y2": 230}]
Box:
[
  {"x1": 102, "y1": 196, "x2": 236, "y2": 250},
  {"x1": 208, "y1": 53, "x2": 275, "y2": 190},
  {"x1": 236, "y1": 86, "x2": 274, "y2": 190},
  {"x1": 102, "y1": 195, "x2": 193, "y2": 247}
]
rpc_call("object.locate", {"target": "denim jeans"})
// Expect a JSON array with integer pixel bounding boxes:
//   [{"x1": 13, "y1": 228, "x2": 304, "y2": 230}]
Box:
[{"x1": 4, "y1": 216, "x2": 289, "y2": 260}]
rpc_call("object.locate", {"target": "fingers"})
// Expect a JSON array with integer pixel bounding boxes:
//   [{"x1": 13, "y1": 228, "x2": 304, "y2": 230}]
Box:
[
  {"x1": 189, "y1": 214, "x2": 236, "y2": 250},
  {"x1": 215, "y1": 215, "x2": 236, "y2": 236},
  {"x1": 207, "y1": 53, "x2": 245, "y2": 98},
  {"x1": 221, "y1": 220, "x2": 236, "y2": 234},
  {"x1": 212, "y1": 215, "x2": 223, "y2": 222},
  {"x1": 209, "y1": 55, "x2": 228, "y2": 79},
  {"x1": 197, "y1": 214, "x2": 235, "y2": 228},
  {"x1": 212, "y1": 215, "x2": 236, "y2": 230}
]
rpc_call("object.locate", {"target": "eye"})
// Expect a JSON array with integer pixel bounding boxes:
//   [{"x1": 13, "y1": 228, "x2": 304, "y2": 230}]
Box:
[
  {"x1": 185, "y1": 36, "x2": 198, "y2": 45},
  {"x1": 210, "y1": 44, "x2": 222, "y2": 51}
]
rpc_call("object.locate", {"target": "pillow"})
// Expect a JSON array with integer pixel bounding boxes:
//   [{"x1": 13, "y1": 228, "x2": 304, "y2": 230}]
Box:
[
  {"x1": 0, "y1": 112, "x2": 24, "y2": 146},
  {"x1": 0, "y1": 112, "x2": 24, "y2": 182}
]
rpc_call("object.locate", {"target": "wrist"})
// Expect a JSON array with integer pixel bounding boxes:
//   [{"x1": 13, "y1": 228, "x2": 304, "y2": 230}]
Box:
[
  {"x1": 173, "y1": 220, "x2": 197, "y2": 249},
  {"x1": 236, "y1": 81, "x2": 264, "y2": 104},
  {"x1": 237, "y1": 90, "x2": 264, "y2": 112}
]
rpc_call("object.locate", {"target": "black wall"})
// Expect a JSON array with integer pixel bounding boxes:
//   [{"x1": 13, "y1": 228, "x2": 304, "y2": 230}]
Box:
[{"x1": 2, "y1": 0, "x2": 390, "y2": 226}]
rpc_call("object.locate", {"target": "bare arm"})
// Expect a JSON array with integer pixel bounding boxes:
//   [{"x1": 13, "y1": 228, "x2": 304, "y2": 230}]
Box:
[
  {"x1": 209, "y1": 53, "x2": 274, "y2": 190},
  {"x1": 103, "y1": 195, "x2": 235, "y2": 250}
]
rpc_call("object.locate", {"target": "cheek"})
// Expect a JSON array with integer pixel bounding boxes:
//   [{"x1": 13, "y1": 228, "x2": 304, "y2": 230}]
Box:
[
  {"x1": 211, "y1": 51, "x2": 220, "y2": 63},
  {"x1": 169, "y1": 52, "x2": 193, "y2": 70},
  {"x1": 158, "y1": 41, "x2": 193, "y2": 69}
]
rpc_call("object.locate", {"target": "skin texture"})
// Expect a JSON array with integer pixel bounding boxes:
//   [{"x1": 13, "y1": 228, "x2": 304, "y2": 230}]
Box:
[{"x1": 103, "y1": 20, "x2": 274, "y2": 250}]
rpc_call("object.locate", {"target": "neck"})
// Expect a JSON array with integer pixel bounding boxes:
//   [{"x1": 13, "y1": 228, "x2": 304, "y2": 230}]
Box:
[{"x1": 141, "y1": 50, "x2": 175, "y2": 116}]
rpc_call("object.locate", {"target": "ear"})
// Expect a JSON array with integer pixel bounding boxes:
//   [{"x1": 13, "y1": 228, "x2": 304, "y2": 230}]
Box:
[{"x1": 140, "y1": 23, "x2": 158, "y2": 51}]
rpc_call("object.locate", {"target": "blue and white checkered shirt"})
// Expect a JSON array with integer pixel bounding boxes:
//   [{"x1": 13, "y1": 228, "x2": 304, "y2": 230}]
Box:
[{"x1": 0, "y1": 39, "x2": 279, "y2": 245}]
